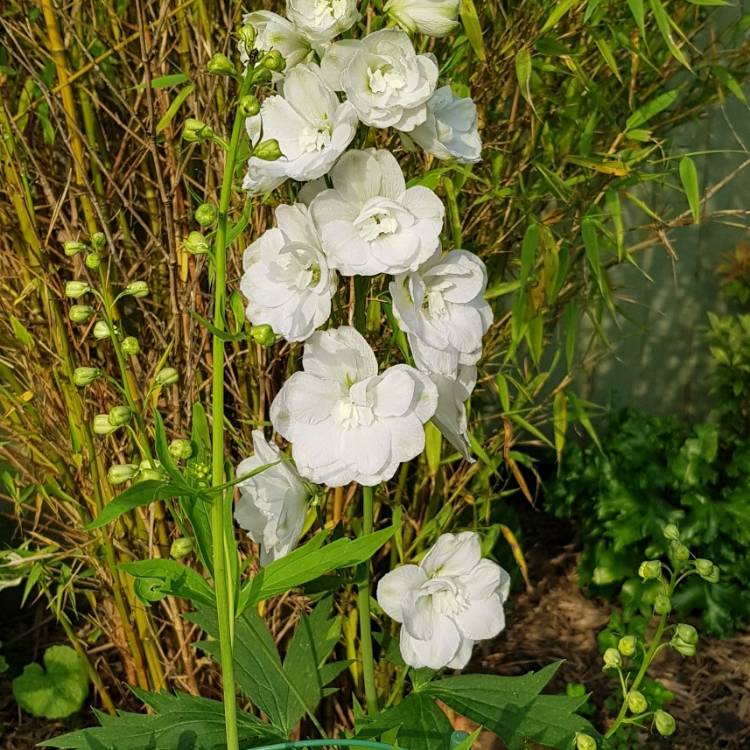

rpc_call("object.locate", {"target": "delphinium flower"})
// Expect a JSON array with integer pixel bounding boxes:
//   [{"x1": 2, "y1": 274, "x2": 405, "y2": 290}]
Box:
[
  {"x1": 377, "y1": 531, "x2": 510, "y2": 669},
  {"x1": 285, "y1": 0, "x2": 360, "y2": 45},
  {"x1": 240, "y1": 11, "x2": 312, "y2": 73},
  {"x1": 390, "y1": 249, "x2": 493, "y2": 377},
  {"x1": 428, "y1": 365, "x2": 476, "y2": 459},
  {"x1": 270, "y1": 326, "x2": 438, "y2": 486},
  {"x1": 384, "y1": 0, "x2": 460, "y2": 37},
  {"x1": 309, "y1": 148, "x2": 444, "y2": 275},
  {"x1": 321, "y1": 29, "x2": 438, "y2": 131},
  {"x1": 410, "y1": 85, "x2": 482, "y2": 163},
  {"x1": 235, "y1": 430, "x2": 310, "y2": 565},
  {"x1": 243, "y1": 63, "x2": 358, "y2": 193},
  {"x1": 240, "y1": 203, "x2": 337, "y2": 342}
]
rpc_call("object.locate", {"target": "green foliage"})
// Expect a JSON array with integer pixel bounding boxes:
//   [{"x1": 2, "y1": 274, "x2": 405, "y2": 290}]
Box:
[
  {"x1": 12, "y1": 645, "x2": 89, "y2": 720},
  {"x1": 548, "y1": 409, "x2": 750, "y2": 634}
]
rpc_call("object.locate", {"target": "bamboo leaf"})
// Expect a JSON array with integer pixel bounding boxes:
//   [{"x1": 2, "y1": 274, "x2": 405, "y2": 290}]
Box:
[
  {"x1": 649, "y1": 0, "x2": 692, "y2": 71},
  {"x1": 459, "y1": 0, "x2": 485, "y2": 61},
  {"x1": 541, "y1": 0, "x2": 580, "y2": 32},
  {"x1": 625, "y1": 87, "x2": 681, "y2": 130},
  {"x1": 156, "y1": 83, "x2": 195, "y2": 134},
  {"x1": 679, "y1": 155, "x2": 701, "y2": 224},
  {"x1": 515, "y1": 49, "x2": 534, "y2": 109},
  {"x1": 626, "y1": 0, "x2": 645, "y2": 37},
  {"x1": 150, "y1": 72, "x2": 189, "y2": 89},
  {"x1": 553, "y1": 391, "x2": 568, "y2": 464}
]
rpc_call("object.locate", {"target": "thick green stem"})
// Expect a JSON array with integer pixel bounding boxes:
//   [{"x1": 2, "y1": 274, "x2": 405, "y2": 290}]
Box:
[
  {"x1": 210, "y1": 69, "x2": 255, "y2": 750},
  {"x1": 357, "y1": 484, "x2": 379, "y2": 715}
]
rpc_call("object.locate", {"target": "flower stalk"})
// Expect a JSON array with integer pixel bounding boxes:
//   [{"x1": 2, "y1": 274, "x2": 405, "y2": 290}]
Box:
[{"x1": 357, "y1": 484, "x2": 379, "y2": 715}]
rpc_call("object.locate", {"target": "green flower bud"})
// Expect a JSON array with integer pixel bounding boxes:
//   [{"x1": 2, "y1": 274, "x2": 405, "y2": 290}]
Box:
[
  {"x1": 671, "y1": 542, "x2": 690, "y2": 562},
  {"x1": 575, "y1": 733, "x2": 597, "y2": 750},
  {"x1": 85, "y1": 252, "x2": 101, "y2": 269},
  {"x1": 239, "y1": 94, "x2": 260, "y2": 117},
  {"x1": 64, "y1": 240, "x2": 87, "y2": 256},
  {"x1": 654, "y1": 592, "x2": 672, "y2": 614},
  {"x1": 627, "y1": 689, "x2": 648, "y2": 715},
  {"x1": 72, "y1": 366, "x2": 101, "y2": 386},
  {"x1": 618, "y1": 635, "x2": 637, "y2": 657},
  {"x1": 155, "y1": 367, "x2": 179, "y2": 386},
  {"x1": 93, "y1": 320, "x2": 112, "y2": 340},
  {"x1": 674, "y1": 623, "x2": 698, "y2": 645},
  {"x1": 261, "y1": 49, "x2": 285, "y2": 72},
  {"x1": 170, "y1": 537, "x2": 194, "y2": 559},
  {"x1": 168, "y1": 438, "x2": 193, "y2": 461},
  {"x1": 108, "y1": 405, "x2": 132, "y2": 427},
  {"x1": 184, "y1": 230, "x2": 210, "y2": 255},
  {"x1": 93, "y1": 414, "x2": 118, "y2": 435},
  {"x1": 695, "y1": 558, "x2": 720, "y2": 582},
  {"x1": 182, "y1": 118, "x2": 215, "y2": 144},
  {"x1": 602, "y1": 647, "x2": 621, "y2": 669},
  {"x1": 638, "y1": 560, "x2": 662, "y2": 580},
  {"x1": 237, "y1": 23, "x2": 255, "y2": 50},
  {"x1": 654, "y1": 709, "x2": 676, "y2": 737},
  {"x1": 207, "y1": 52, "x2": 236, "y2": 76},
  {"x1": 663, "y1": 523, "x2": 680, "y2": 542},
  {"x1": 250, "y1": 324, "x2": 276, "y2": 347},
  {"x1": 671, "y1": 638, "x2": 696, "y2": 657},
  {"x1": 69, "y1": 304, "x2": 95, "y2": 324},
  {"x1": 138, "y1": 459, "x2": 166, "y2": 482},
  {"x1": 107, "y1": 463, "x2": 139, "y2": 485},
  {"x1": 194, "y1": 203, "x2": 218, "y2": 227},
  {"x1": 65, "y1": 281, "x2": 90, "y2": 299},
  {"x1": 90, "y1": 232, "x2": 106, "y2": 252},
  {"x1": 253, "y1": 138, "x2": 283, "y2": 161},
  {"x1": 124, "y1": 281, "x2": 149, "y2": 298},
  {"x1": 122, "y1": 336, "x2": 140, "y2": 356}
]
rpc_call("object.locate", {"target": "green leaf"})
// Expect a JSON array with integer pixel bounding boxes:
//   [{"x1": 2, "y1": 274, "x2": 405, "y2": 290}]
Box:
[
  {"x1": 238, "y1": 526, "x2": 395, "y2": 612},
  {"x1": 515, "y1": 49, "x2": 533, "y2": 109},
  {"x1": 153, "y1": 411, "x2": 188, "y2": 486},
  {"x1": 649, "y1": 0, "x2": 692, "y2": 71},
  {"x1": 119, "y1": 559, "x2": 214, "y2": 607},
  {"x1": 86, "y1": 480, "x2": 187, "y2": 530},
  {"x1": 541, "y1": 0, "x2": 580, "y2": 32},
  {"x1": 625, "y1": 87, "x2": 681, "y2": 131},
  {"x1": 13, "y1": 645, "x2": 88, "y2": 720},
  {"x1": 425, "y1": 422, "x2": 443, "y2": 475},
  {"x1": 626, "y1": 0, "x2": 645, "y2": 37},
  {"x1": 42, "y1": 690, "x2": 280, "y2": 749},
  {"x1": 553, "y1": 391, "x2": 568, "y2": 464},
  {"x1": 459, "y1": 0, "x2": 485, "y2": 61},
  {"x1": 10, "y1": 315, "x2": 34, "y2": 348},
  {"x1": 679, "y1": 156, "x2": 701, "y2": 224},
  {"x1": 156, "y1": 84, "x2": 194, "y2": 134},
  {"x1": 150, "y1": 73, "x2": 189, "y2": 89},
  {"x1": 520, "y1": 223, "x2": 539, "y2": 286}
]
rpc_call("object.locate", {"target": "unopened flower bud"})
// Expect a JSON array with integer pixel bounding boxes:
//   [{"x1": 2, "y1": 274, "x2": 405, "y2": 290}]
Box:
[
  {"x1": 627, "y1": 689, "x2": 648, "y2": 714},
  {"x1": 138, "y1": 462, "x2": 165, "y2": 482},
  {"x1": 69, "y1": 305, "x2": 95, "y2": 324},
  {"x1": 108, "y1": 405, "x2": 132, "y2": 427},
  {"x1": 575, "y1": 733, "x2": 597, "y2": 750},
  {"x1": 654, "y1": 592, "x2": 671, "y2": 614},
  {"x1": 85, "y1": 252, "x2": 101, "y2": 269},
  {"x1": 195, "y1": 203, "x2": 218, "y2": 227},
  {"x1": 168, "y1": 438, "x2": 193, "y2": 461},
  {"x1": 675, "y1": 623, "x2": 698, "y2": 644},
  {"x1": 207, "y1": 53, "x2": 236, "y2": 76},
  {"x1": 695, "y1": 558, "x2": 719, "y2": 582},
  {"x1": 93, "y1": 320, "x2": 112, "y2": 340},
  {"x1": 253, "y1": 138, "x2": 283, "y2": 161},
  {"x1": 237, "y1": 23, "x2": 255, "y2": 50},
  {"x1": 184, "y1": 231, "x2": 210, "y2": 255},
  {"x1": 156, "y1": 367, "x2": 179, "y2": 386},
  {"x1": 93, "y1": 414, "x2": 118, "y2": 435},
  {"x1": 654, "y1": 709, "x2": 676, "y2": 737},
  {"x1": 124, "y1": 281, "x2": 149, "y2": 298},
  {"x1": 663, "y1": 523, "x2": 680, "y2": 542},
  {"x1": 260, "y1": 49, "x2": 285, "y2": 72},
  {"x1": 64, "y1": 240, "x2": 87, "y2": 257},
  {"x1": 122, "y1": 336, "x2": 140, "y2": 356},
  {"x1": 65, "y1": 281, "x2": 90, "y2": 299},
  {"x1": 183, "y1": 118, "x2": 215, "y2": 143},
  {"x1": 250, "y1": 324, "x2": 276, "y2": 347},
  {"x1": 602, "y1": 648, "x2": 621, "y2": 669},
  {"x1": 107, "y1": 463, "x2": 139, "y2": 485},
  {"x1": 239, "y1": 94, "x2": 260, "y2": 117},
  {"x1": 170, "y1": 537, "x2": 194, "y2": 559},
  {"x1": 90, "y1": 232, "x2": 106, "y2": 252},
  {"x1": 618, "y1": 635, "x2": 637, "y2": 657},
  {"x1": 72, "y1": 366, "x2": 101, "y2": 386},
  {"x1": 638, "y1": 560, "x2": 662, "y2": 580},
  {"x1": 671, "y1": 542, "x2": 690, "y2": 562}
]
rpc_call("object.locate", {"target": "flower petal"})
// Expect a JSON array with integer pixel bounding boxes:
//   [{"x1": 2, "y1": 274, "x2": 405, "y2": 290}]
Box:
[{"x1": 376, "y1": 565, "x2": 426, "y2": 623}]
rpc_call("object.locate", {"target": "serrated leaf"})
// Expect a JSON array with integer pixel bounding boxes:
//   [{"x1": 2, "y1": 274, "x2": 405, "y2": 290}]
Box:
[{"x1": 679, "y1": 156, "x2": 701, "y2": 224}]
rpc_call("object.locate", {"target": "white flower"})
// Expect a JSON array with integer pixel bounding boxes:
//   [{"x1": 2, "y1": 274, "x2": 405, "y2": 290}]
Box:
[
  {"x1": 429, "y1": 366, "x2": 476, "y2": 460},
  {"x1": 321, "y1": 29, "x2": 438, "y2": 131},
  {"x1": 240, "y1": 11, "x2": 311, "y2": 71},
  {"x1": 377, "y1": 531, "x2": 510, "y2": 670},
  {"x1": 240, "y1": 204, "x2": 336, "y2": 342},
  {"x1": 286, "y1": 0, "x2": 360, "y2": 44},
  {"x1": 270, "y1": 326, "x2": 438, "y2": 486},
  {"x1": 309, "y1": 149, "x2": 444, "y2": 276},
  {"x1": 243, "y1": 63, "x2": 358, "y2": 194},
  {"x1": 411, "y1": 86, "x2": 482, "y2": 163},
  {"x1": 235, "y1": 430, "x2": 309, "y2": 565},
  {"x1": 385, "y1": 0, "x2": 460, "y2": 37},
  {"x1": 390, "y1": 249, "x2": 493, "y2": 377}
]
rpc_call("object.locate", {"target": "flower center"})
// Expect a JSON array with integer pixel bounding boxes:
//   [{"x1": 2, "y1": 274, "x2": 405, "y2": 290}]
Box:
[
  {"x1": 367, "y1": 65, "x2": 405, "y2": 95},
  {"x1": 421, "y1": 576, "x2": 470, "y2": 617},
  {"x1": 423, "y1": 288, "x2": 449, "y2": 318},
  {"x1": 299, "y1": 117, "x2": 332, "y2": 153},
  {"x1": 353, "y1": 199, "x2": 403, "y2": 243},
  {"x1": 332, "y1": 380, "x2": 375, "y2": 429},
  {"x1": 313, "y1": 0, "x2": 347, "y2": 23}
]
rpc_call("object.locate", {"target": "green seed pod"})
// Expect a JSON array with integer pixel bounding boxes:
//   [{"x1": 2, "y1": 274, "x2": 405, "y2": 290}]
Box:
[
  {"x1": 156, "y1": 367, "x2": 179, "y2": 386},
  {"x1": 69, "y1": 304, "x2": 95, "y2": 324},
  {"x1": 170, "y1": 537, "x2": 194, "y2": 560},
  {"x1": 122, "y1": 336, "x2": 140, "y2": 356},
  {"x1": 654, "y1": 592, "x2": 672, "y2": 615},
  {"x1": 182, "y1": 118, "x2": 215, "y2": 143},
  {"x1": 65, "y1": 281, "x2": 90, "y2": 299},
  {"x1": 250, "y1": 324, "x2": 276, "y2": 347},
  {"x1": 663, "y1": 523, "x2": 680, "y2": 542},
  {"x1": 64, "y1": 240, "x2": 87, "y2": 257},
  {"x1": 85, "y1": 252, "x2": 101, "y2": 269},
  {"x1": 638, "y1": 560, "x2": 662, "y2": 580},
  {"x1": 93, "y1": 320, "x2": 112, "y2": 340},
  {"x1": 654, "y1": 709, "x2": 676, "y2": 737},
  {"x1": 124, "y1": 281, "x2": 149, "y2": 298},
  {"x1": 93, "y1": 414, "x2": 118, "y2": 435},
  {"x1": 207, "y1": 52, "x2": 236, "y2": 76},
  {"x1": 253, "y1": 138, "x2": 283, "y2": 161},
  {"x1": 238, "y1": 94, "x2": 261, "y2": 117},
  {"x1": 260, "y1": 49, "x2": 285, "y2": 72},
  {"x1": 72, "y1": 366, "x2": 101, "y2": 386},
  {"x1": 108, "y1": 405, "x2": 132, "y2": 427},
  {"x1": 575, "y1": 733, "x2": 597, "y2": 750},
  {"x1": 195, "y1": 203, "x2": 218, "y2": 227},
  {"x1": 168, "y1": 438, "x2": 193, "y2": 461},
  {"x1": 602, "y1": 647, "x2": 621, "y2": 669},
  {"x1": 627, "y1": 690, "x2": 648, "y2": 715},
  {"x1": 184, "y1": 230, "x2": 210, "y2": 255},
  {"x1": 107, "y1": 463, "x2": 139, "y2": 485},
  {"x1": 618, "y1": 635, "x2": 637, "y2": 657},
  {"x1": 90, "y1": 232, "x2": 106, "y2": 252}
]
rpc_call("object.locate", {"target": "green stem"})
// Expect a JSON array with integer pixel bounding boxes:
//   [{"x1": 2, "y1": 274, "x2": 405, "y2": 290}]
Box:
[
  {"x1": 210, "y1": 67, "x2": 256, "y2": 750},
  {"x1": 357, "y1": 484, "x2": 379, "y2": 715}
]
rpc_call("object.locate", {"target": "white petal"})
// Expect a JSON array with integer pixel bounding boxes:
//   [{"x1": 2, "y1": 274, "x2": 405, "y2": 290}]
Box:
[
  {"x1": 420, "y1": 531, "x2": 481, "y2": 577},
  {"x1": 399, "y1": 614, "x2": 461, "y2": 669},
  {"x1": 376, "y1": 565, "x2": 426, "y2": 623},
  {"x1": 454, "y1": 594, "x2": 506, "y2": 641},
  {"x1": 445, "y1": 636, "x2": 474, "y2": 670}
]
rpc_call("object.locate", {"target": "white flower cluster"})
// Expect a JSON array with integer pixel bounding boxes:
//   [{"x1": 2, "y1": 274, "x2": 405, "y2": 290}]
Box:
[{"x1": 233, "y1": 0, "x2": 505, "y2": 670}]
